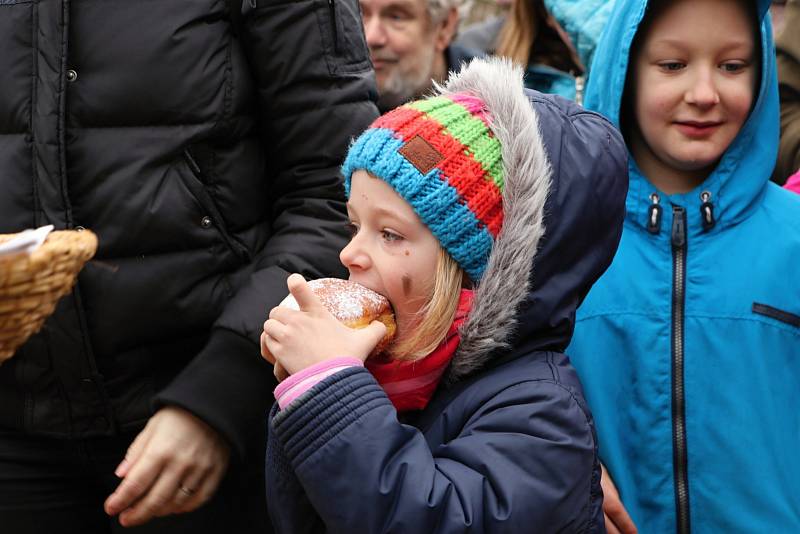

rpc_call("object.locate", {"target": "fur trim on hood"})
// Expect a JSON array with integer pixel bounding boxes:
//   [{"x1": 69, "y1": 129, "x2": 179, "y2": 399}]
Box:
[{"x1": 438, "y1": 58, "x2": 553, "y2": 382}]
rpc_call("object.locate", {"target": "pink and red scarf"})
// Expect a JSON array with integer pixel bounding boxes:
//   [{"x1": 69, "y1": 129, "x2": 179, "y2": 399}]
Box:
[{"x1": 366, "y1": 289, "x2": 473, "y2": 413}]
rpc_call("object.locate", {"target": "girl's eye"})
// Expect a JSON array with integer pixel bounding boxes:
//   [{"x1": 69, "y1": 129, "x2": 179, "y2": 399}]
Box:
[
  {"x1": 345, "y1": 222, "x2": 359, "y2": 237},
  {"x1": 381, "y1": 229, "x2": 402, "y2": 243}
]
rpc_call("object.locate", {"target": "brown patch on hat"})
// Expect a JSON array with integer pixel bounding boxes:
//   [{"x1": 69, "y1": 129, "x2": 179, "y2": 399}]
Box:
[{"x1": 398, "y1": 135, "x2": 444, "y2": 174}]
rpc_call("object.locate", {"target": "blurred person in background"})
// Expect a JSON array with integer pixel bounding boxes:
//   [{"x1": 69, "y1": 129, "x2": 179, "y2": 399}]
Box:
[
  {"x1": 454, "y1": 0, "x2": 510, "y2": 53},
  {"x1": 360, "y1": 0, "x2": 482, "y2": 111},
  {"x1": 456, "y1": 0, "x2": 615, "y2": 102},
  {"x1": 771, "y1": 0, "x2": 788, "y2": 32},
  {"x1": 773, "y1": 0, "x2": 800, "y2": 184}
]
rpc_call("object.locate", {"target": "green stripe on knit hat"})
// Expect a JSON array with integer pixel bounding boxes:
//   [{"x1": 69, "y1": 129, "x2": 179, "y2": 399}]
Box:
[{"x1": 407, "y1": 97, "x2": 504, "y2": 190}]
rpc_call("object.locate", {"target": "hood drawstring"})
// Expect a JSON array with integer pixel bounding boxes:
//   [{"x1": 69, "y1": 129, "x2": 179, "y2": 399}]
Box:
[
  {"x1": 700, "y1": 191, "x2": 716, "y2": 232},
  {"x1": 648, "y1": 192, "x2": 716, "y2": 235},
  {"x1": 647, "y1": 193, "x2": 663, "y2": 234}
]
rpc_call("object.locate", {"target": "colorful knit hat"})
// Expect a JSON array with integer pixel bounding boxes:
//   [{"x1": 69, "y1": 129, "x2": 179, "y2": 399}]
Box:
[{"x1": 342, "y1": 93, "x2": 504, "y2": 281}]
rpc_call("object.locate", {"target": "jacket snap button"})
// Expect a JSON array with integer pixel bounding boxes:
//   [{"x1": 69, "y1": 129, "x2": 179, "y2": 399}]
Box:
[
  {"x1": 66, "y1": 69, "x2": 78, "y2": 82},
  {"x1": 200, "y1": 216, "x2": 213, "y2": 228},
  {"x1": 74, "y1": 225, "x2": 85, "y2": 232}
]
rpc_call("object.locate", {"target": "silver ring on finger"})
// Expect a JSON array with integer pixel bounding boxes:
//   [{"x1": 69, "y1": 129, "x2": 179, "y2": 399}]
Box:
[{"x1": 178, "y1": 485, "x2": 196, "y2": 498}]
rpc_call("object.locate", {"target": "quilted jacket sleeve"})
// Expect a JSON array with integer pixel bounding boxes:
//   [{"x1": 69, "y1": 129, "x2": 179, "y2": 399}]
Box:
[
  {"x1": 156, "y1": 0, "x2": 379, "y2": 461},
  {"x1": 266, "y1": 367, "x2": 600, "y2": 534}
]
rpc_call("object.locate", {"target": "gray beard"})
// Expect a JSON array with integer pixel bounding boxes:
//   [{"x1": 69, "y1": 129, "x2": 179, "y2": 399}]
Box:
[{"x1": 376, "y1": 48, "x2": 437, "y2": 112}]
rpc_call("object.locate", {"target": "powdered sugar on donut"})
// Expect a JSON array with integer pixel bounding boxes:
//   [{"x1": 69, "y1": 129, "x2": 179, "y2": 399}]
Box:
[{"x1": 278, "y1": 278, "x2": 390, "y2": 322}]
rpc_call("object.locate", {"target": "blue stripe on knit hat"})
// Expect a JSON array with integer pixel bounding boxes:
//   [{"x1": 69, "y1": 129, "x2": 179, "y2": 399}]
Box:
[{"x1": 342, "y1": 127, "x2": 494, "y2": 280}]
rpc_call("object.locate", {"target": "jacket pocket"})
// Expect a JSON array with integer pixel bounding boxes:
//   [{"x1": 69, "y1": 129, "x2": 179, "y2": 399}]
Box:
[
  {"x1": 752, "y1": 303, "x2": 800, "y2": 328},
  {"x1": 314, "y1": 0, "x2": 372, "y2": 75},
  {"x1": 178, "y1": 148, "x2": 251, "y2": 262}
]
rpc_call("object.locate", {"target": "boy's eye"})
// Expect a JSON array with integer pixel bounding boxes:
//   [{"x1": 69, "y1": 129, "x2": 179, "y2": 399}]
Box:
[
  {"x1": 721, "y1": 62, "x2": 747, "y2": 73},
  {"x1": 381, "y1": 229, "x2": 403, "y2": 242},
  {"x1": 345, "y1": 222, "x2": 359, "y2": 237},
  {"x1": 659, "y1": 62, "x2": 685, "y2": 72}
]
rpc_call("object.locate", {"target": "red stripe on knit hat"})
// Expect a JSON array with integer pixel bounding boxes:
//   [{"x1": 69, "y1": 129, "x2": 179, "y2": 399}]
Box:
[{"x1": 373, "y1": 106, "x2": 503, "y2": 236}]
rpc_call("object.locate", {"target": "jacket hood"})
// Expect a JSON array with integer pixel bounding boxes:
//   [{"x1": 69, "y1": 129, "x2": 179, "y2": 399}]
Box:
[
  {"x1": 440, "y1": 58, "x2": 628, "y2": 382},
  {"x1": 584, "y1": 0, "x2": 780, "y2": 236}
]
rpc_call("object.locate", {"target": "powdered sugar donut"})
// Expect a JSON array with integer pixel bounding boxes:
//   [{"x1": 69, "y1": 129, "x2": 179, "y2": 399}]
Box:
[{"x1": 277, "y1": 278, "x2": 396, "y2": 355}]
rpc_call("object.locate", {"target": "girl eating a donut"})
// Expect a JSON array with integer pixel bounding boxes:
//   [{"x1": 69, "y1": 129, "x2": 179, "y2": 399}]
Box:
[{"x1": 259, "y1": 57, "x2": 628, "y2": 533}]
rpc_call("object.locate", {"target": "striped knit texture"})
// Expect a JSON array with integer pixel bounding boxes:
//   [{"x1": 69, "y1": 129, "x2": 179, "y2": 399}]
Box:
[{"x1": 342, "y1": 94, "x2": 504, "y2": 281}]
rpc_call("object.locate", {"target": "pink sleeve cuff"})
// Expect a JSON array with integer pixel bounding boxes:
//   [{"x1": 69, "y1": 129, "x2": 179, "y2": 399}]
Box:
[
  {"x1": 785, "y1": 170, "x2": 800, "y2": 195},
  {"x1": 274, "y1": 357, "x2": 364, "y2": 410}
]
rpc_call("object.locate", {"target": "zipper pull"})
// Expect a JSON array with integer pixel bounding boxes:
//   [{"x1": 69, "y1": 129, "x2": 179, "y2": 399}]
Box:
[
  {"x1": 700, "y1": 191, "x2": 715, "y2": 232},
  {"x1": 574, "y1": 75, "x2": 585, "y2": 106},
  {"x1": 647, "y1": 193, "x2": 663, "y2": 234},
  {"x1": 672, "y1": 206, "x2": 686, "y2": 248}
]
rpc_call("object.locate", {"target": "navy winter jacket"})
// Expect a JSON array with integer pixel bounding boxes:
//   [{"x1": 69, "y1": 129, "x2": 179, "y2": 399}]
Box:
[{"x1": 265, "y1": 62, "x2": 629, "y2": 533}]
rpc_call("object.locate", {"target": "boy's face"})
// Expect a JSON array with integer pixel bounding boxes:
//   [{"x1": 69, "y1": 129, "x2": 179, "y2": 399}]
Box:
[
  {"x1": 341, "y1": 170, "x2": 440, "y2": 344},
  {"x1": 629, "y1": 0, "x2": 756, "y2": 191}
]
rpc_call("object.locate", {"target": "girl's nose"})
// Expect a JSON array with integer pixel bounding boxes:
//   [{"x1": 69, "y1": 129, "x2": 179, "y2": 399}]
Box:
[
  {"x1": 685, "y1": 68, "x2": 721, "y2": 108},
  {"x1": 340, "y1": 235, "x2": 371, "y2": 271}
]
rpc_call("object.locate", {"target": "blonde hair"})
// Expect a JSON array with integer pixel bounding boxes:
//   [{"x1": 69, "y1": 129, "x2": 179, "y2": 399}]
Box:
[
  {"x1": 388, "y1": 247, "x2": 464, "y2": 361},
  {"x1": 495, "y1": 0, "x2": 538, "y2": 66},
  {"x1": 495, "y1": 0, "x2": 582, "y2": 74}
]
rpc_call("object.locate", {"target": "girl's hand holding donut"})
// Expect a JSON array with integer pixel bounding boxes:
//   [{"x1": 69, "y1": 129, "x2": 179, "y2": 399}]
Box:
[{"x1": 262, "y1": 274, "x2": 388, "y2": 376}]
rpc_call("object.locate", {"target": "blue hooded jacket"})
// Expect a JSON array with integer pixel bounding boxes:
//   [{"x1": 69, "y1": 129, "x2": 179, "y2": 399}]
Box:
[
  {"x1": 264, "y1": 59, "x2": 629, "y2": 533},
  {"x1": 569, "y1": 1, "x2": 800, "y2": 532}
]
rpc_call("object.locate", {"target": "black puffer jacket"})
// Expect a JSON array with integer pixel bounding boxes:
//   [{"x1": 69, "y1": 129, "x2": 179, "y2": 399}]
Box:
[{"x1": 0, "y1": 0, "x2": 378, "y2": 462}]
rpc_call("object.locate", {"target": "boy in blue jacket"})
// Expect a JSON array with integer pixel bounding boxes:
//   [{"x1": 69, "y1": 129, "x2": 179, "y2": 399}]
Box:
[
  {"x1": 569, "y1": 0, "x2": 800, "y2": 532},
  {"x1": 259, "y1": 58, "x2": 629, "y2": 533}
]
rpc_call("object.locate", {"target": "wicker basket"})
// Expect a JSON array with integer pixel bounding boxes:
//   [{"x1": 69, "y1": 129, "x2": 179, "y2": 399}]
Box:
[{"x1": 0, "y1": 229, "x2": 98, "y2": 363}]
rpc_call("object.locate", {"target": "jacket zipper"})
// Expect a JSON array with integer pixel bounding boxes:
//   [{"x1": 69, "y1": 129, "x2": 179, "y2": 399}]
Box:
[
  {"x1": 328, "y1": 0, "x2": 339, "y2": 54},
  {"x1": 670, "y1": 205, "x2": 691, "y2": 534}
]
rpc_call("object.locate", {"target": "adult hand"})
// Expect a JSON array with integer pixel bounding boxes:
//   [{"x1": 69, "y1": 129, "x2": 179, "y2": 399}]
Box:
[
  {"x1": 601, "y1": 463, "x2": 638, "y2": 534},
  {"x1": 262, "y1": 274, "x2": 386, "y2": 375},
  {"x1": 104, "y1": 406, "x2": 230, "y2": 527}
]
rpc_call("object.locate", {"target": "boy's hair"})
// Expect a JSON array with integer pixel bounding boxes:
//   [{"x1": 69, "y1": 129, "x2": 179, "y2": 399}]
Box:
[
  {"x1": 389, "y1": 247, "x2": 463, "y2": 360},
  {"x1": 620, "y1": 0, "x2": 762, "y2": 142}
]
